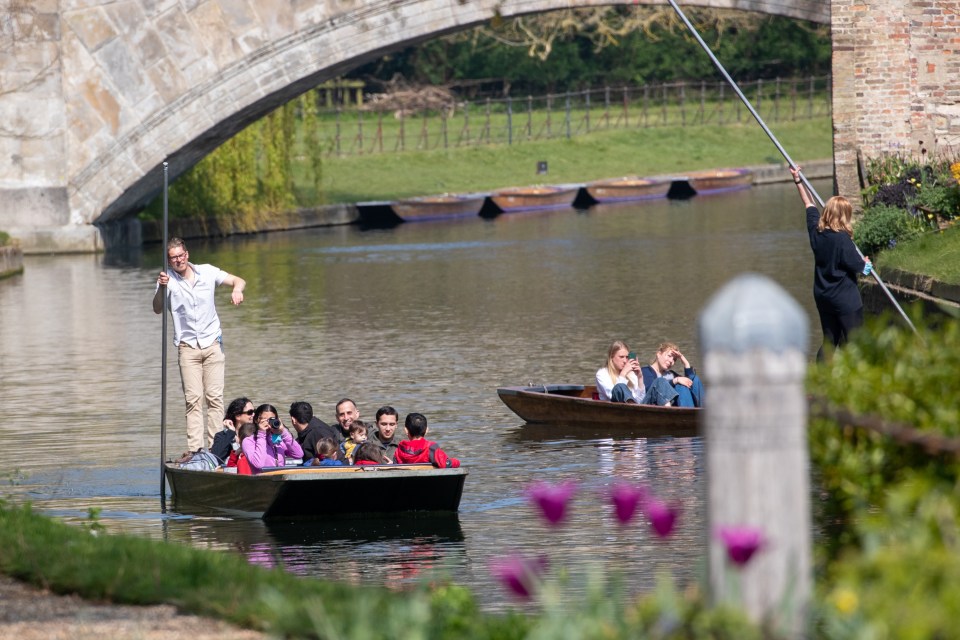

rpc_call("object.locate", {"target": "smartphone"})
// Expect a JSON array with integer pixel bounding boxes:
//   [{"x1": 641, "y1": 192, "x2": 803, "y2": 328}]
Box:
[{"x1": 627, "y1": 351, "x2": 637, "y2": 361}]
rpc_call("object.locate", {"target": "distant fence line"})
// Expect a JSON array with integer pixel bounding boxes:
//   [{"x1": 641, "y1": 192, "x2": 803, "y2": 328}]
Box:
[{"x1": 316, "y1": 75, "x2": 831, "y2": 157}]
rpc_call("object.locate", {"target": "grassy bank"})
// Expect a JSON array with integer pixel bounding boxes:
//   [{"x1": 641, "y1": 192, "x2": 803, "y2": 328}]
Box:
[
  {"x1": 875, "y1": 226, "x2": 960, "y2": 285},
  {"x1": 314, "y1": 117, "x2": 832, "y2": 202}
]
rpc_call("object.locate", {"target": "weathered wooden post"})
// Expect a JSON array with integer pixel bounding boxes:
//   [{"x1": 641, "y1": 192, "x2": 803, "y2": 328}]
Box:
[{"x1": 699, "y1": 273, "x2": 811, "y2": 635}]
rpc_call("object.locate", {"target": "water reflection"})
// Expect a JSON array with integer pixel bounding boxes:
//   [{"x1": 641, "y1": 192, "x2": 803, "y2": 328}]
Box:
[{"x1": 0, "y1": 180, "x2": 829, "y2": 609}]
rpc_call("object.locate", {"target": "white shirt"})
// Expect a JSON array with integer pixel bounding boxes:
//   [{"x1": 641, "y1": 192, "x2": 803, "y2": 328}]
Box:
[
  {"x1": 595, "y1": 367, "x2": 645, "y2": 403},
  {"x1": 157, "y1": 263, "x2": 227, "y2": 348}
]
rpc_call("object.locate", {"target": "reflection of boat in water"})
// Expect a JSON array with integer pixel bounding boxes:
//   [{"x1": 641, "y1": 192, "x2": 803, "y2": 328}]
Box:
[
  {"x1": 497, "y1": 384, "x2": 699, "y2": 435},
  {"x1": 585, "y1": 176, "x2": 672, "y2": 203},
  {"x1": 683, "y1": 168, "x2": 754, "y2": 195},
  {"x1": 390, "y1": 194, "x2": 487, "y2": 222},
  {"x1": 490, "y1": 185, "x2": 580, "y2": 212},
  {"x1": 165, "y1": 462, "x2": 467, "y2": 520}
]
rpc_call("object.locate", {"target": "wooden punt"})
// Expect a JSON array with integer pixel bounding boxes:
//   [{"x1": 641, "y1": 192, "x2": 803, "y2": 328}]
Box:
[
  {"x1": 490, "y1": 185, "x2": 580, "y2": 213},
  {"x1": 585, "y1": 176, "x2": 672, "y2": 203},
  {"x1": 165, "y1": 462, "x2": 467, "y2": 519},
  {"x1": 497, "y1": 384, "x2": 699, "y2": 435},
  {"x1": 684, "y1": 168, "x2": 754, "y2": 195},
  {"x1": 390, "y1": 194, "x2": 487, "y2": 222}
]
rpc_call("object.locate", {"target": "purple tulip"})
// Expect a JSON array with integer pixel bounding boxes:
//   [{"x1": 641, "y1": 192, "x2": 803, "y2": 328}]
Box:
[
  {"x1": 716, "y1": 526, "x2": 766, "y2": 567},
  {"x1": 526, "y1": 481, "x2": 577, "y2": 525},
  {"x1": 644, "y1": 497, "x2": 680, "y2": 538},
  {"x1": 489, "y1": 554, "x2": 549, "y2": 600},
  {"x1": 609, "y1": 483, "x2": 647, "y2": 525}
]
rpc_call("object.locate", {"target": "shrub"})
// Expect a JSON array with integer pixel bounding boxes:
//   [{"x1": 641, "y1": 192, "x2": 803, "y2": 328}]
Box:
[
  {"x1": 0, "y1": 231, "x2": 9, "y2": 247},
  {"x1": 853, "y1": 204, "x2": 925, "y2": 255}
]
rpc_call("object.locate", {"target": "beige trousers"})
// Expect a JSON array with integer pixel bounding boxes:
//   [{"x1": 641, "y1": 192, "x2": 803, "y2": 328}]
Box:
[{"x1": 178, "y1": 340, "x2": 225, "y2": 451}]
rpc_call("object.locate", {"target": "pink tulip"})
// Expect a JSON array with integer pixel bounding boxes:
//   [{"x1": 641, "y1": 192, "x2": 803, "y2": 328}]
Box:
[
  {"x1": 609, "y1": 483, "x2": 647, "y2": 525},
  {"x1": 716, "y1": 526, "x2": 766, "y2": 567},
  {"x1": 526, "y1": 481, "x2": 577, "y2": 525},
  {"x1": 644, "y1": 497, "x2": 680, "y2": 538},
  {"x1": 489, "y1": 554, "x2": 549, "y2": 600}
]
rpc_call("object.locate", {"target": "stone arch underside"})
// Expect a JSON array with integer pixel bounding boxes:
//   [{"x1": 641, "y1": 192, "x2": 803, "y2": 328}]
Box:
[{"x1": 67, "y1": 0, "x2": 829, "y2": 226}]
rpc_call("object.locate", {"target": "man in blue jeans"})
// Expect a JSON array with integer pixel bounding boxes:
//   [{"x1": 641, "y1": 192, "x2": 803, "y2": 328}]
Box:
[{"x1": 153, "y1": 238, "x2": 246, "y2": 451}]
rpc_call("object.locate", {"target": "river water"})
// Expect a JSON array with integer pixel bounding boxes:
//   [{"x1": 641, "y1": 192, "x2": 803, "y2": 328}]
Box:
[{"x1": 0, "y1": 180, "x2": 827, "y2": 610}]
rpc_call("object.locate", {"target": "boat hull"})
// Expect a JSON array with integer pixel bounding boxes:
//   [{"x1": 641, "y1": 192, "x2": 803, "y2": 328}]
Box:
[
  {"x1": 165, "y1": 463, "x2": 467, "y2": 519},
  {"x1": 390, "y1": 194, "x2": 487, "y2": 222},
  {"x1": 490, "y1": 186, "x2": 580, "y2": 212},
  {"x1": 685, "y1": 168, "x2": 753, "y2": 195},
  {"x1": 497, "y1": 384, "x2": 699, "y2": 435},
  {"x1": 585, "y1": 177, "x2": 672, "y2": 203}
]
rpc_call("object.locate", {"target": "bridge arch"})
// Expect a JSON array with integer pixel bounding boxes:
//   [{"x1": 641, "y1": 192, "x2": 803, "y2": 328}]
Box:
[{"x1": 1, "y1": 0, "x2": 828, "y2": 249}]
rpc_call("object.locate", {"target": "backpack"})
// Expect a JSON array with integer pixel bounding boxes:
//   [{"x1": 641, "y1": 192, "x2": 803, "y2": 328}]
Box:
[{"x1": 177, "y1": 450, "x2": 221, "y2": 471}]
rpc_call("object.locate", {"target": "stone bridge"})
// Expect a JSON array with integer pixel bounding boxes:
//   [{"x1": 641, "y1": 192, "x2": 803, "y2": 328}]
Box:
[{"x1": 2, "y1": 1, "x2": 957, "y2": 252}]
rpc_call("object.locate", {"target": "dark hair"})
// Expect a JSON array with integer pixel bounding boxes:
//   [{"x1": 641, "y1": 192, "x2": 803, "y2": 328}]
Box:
[
  {"x1": 404, "y1": 413, "x2": 428, "y2": 438},
  {"x1": 349, "y1": 420, "x2": 368, "y2": 437},
  {"x1": 253, "y1": 404, "x2": 279, "y2": 428},
  {"x1": 289, "y1": 401, "x2": 313, "y2": 424},
  {"x1": 375, "y1": 405, "x2": 399, "y2": 422},
  {"x1": 335, "y1": 398, "x2": 356, "y2": 413},
  {"x1": 224, "y1": 397, "x2": 252, "y2": 427},
  {"x1": 237, "y1": 423, "x2": 257, "y2": 442},
  {"x1": 354, "y1": 442, "x2": 389, "y2": 464},
  {"x1": 317, "y1": 438, "x2": 338, "y2": 459}
]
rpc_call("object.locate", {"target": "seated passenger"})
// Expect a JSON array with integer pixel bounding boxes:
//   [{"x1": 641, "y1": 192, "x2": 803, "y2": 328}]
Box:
[
  {"x1": 641, "y1": 343, "x2": 704, "y2": 408},
  {"x1": 211, "y1": 397, "x2": 254, "y2": 463},
  {"x1": 289, "y1": 400, "x2": 340, "y2": 463},
  {"x1": 394, "y1": 413, "x2": 460, "y2": 468},
  {"x1": 228, "y1": 423, "x2": 257, "y2": 475},
  {"x1": 595, "y1": 340, "x2": 644, "y2": 403},
  {"x1": 368, "y1": 406, "x2": 401, "y2": 461},
  {"x1": 241, "y1": 404, "x2": 305, "y2": 474},
  {"x1": 353, "y1": 442, "x2": 391, "y2": 466},
  {"x1": 308, "y1": 438, "x2": 345, "y2": 467},
  {"x1": 340, "y1": 421, "x2": 368, "y2": 464}
]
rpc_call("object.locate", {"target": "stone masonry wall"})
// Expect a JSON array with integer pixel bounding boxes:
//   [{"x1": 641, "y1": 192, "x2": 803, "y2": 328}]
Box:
[{"x1": 833, "y1": 0, "x2": 960, "y2": 203}]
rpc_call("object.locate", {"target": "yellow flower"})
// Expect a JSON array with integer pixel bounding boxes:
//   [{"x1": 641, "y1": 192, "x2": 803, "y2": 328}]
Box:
[
  {"x1": 831, "y1": 588, "x2": 859, "y2": 615},
  {"x1": 950, "y1": 162, "x2": 960, "y2": 183}
]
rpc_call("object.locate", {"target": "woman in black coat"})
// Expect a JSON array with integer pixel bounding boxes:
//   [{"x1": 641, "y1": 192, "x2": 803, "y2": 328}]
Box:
[{"x1": 790, "y1": 167, "x2": 872, "y2": 360}]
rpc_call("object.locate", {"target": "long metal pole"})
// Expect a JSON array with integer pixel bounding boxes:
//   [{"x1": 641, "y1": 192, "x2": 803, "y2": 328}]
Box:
[
  {"x1": 160, "y1": 162, "x2": 169, "y2": 504},
  {"x1": 666, "y1": 0, "x2": 918, "y2": 335}
]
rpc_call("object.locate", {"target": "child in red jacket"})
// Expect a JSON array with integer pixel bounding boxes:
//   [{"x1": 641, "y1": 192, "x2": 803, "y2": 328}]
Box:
[{"x1": 393, "y1": 413, "x2": 460, "y2": 468}]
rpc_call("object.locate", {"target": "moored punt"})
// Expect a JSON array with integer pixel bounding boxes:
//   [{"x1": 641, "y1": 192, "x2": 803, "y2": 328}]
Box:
[
  {"x1": 684, "y1": 168, "x2": 754, "y2": 195},
  {"x1": 490, "y1": 185, "x2": 580, "y2": 213},
  {"x1": 497, "y1": 384, "x2": 699, "y2": 435},
  {"x1": 585, "y1": 176, "x2": 672, "y2": 203},
  {"x1": 165, "y1": 462, "x2": 467, "y2": 519},
  {"x1": 390, "y1": 193, "x2": 487, "y2": 222}
]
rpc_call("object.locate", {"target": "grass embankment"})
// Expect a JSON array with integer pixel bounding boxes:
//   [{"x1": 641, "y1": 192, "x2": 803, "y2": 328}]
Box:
[
  {"x1": 0, "y1": 503, "x2": 523, "y2": 639},
  {"x1": 316, "y1": 117, "x2": 832, "y2": 202},
  {"x1": 875, "y1": 225, "x2": 960, "y2": 285}
]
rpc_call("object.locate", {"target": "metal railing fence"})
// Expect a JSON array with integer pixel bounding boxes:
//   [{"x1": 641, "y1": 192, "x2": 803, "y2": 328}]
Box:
[{"x1": 311, "y1": 75, "x2": 831, "y2": 157}]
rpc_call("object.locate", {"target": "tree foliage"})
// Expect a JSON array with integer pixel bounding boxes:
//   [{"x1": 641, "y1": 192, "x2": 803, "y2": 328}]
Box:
[{"x1": 350, "y1": 8, "x2": 831, "y2": 94}]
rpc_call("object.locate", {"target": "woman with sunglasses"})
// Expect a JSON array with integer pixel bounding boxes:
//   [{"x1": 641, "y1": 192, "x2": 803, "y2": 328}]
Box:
[
  {"x1": 210, "y1": 397, "x2": 254, "y2": 463},
  {"x1": 242, "y1": 403, "x2": 304, "y2": 474}
]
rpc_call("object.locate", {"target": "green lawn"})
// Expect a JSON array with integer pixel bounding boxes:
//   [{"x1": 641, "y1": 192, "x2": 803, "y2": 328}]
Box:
[
  {"x1": 312, "y1": 117, "x2": 833, "y2": 203},
  {"x1": 877, "y1": 225, "x2": 960, "y2": 285}
]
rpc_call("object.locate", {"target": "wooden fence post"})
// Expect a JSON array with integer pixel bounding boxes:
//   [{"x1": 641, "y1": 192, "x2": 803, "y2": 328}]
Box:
[{"x1": 698, "y1": 273, "x2": 811, "y2": 636}]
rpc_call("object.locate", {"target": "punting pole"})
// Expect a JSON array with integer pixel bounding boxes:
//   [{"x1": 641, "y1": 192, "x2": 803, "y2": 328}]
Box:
[
  {"x1": 665, "y1": 0, "x2": 919, "y2": 336},
  {"x1": 160, "y1": 162, "x2": 169, "y2": 505}
]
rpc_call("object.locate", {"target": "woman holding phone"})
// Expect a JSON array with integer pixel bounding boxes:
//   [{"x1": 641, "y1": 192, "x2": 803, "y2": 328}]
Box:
[
  {"x1": 640, "y1": 343, "x2": 704, "y2": 407},
  {"x1": 596, "y1": 340, "x2": 645, "y2": 403},
  {"x1": 241, "y1": 403, "x2": 304, "y2": 474}
]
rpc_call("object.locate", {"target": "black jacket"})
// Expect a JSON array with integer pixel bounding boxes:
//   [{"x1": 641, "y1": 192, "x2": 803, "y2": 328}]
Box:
[{"x1": 296, "y1": 416, "x2": 341, "y2": 462}]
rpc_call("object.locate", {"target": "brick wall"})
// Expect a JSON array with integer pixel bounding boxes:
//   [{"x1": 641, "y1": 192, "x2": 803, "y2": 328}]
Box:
[{"x1": 833, "y1": 0, "x2": 960, "y2": 203}]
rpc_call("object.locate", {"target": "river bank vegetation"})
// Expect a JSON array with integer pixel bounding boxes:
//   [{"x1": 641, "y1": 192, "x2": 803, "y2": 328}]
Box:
[
  {"x1": 855, "y1": 149, "x2": 960, "y2": 284},
  {"x1": 2, "y1": 311, "x2": 958, "y2": 637}
]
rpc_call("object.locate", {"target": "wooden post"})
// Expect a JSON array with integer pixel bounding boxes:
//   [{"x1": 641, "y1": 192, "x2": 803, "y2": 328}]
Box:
[{"x1": 699, "y1": 274, "x2": 811, "y2": 636}]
